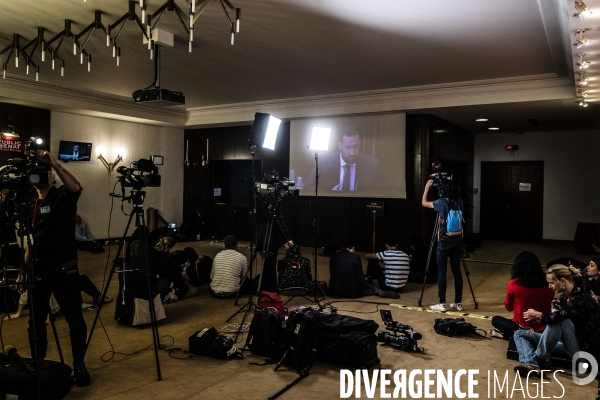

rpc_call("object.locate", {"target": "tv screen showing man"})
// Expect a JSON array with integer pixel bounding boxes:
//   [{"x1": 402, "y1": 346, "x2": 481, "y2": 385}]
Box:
[{"x1": 289, "y1": 113, "x2": 406, "y2": 199}]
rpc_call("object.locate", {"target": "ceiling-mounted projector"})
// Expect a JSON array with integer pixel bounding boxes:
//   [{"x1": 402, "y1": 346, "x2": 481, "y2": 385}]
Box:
[{"x1": 133, "y1": 32, "x2": 185, "y2": 106}]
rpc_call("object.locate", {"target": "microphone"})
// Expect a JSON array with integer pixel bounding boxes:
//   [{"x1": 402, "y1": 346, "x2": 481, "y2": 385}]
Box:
[{"x1": 4, "y1": 345, "x2": 35, "y2": 375}]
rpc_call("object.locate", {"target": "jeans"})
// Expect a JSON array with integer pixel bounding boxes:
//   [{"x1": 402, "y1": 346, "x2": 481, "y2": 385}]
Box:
[
  {"x1": 513, "y1": 319, "x2": 580, "y2": 367},
  {"x1": 436, "y1": 235, "x2": 463, "y2": 303}
]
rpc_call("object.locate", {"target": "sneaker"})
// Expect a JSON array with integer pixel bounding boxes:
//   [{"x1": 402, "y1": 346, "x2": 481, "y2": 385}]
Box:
[
  {"x1": 449, "y1": 303, "x2": 463, "y2": 311},
  {"x1": 378, "y1": 291, "x2": 400, "y2": 299},
  {"x1": 74, "y1": 362, "x2": 91, "y2": 387},
  {"x1": 488, "y1": 329, "x2": 505, "y2": 339},
  {"x1": 430, "y1": 303, "x2": 447, "y2": 311}
]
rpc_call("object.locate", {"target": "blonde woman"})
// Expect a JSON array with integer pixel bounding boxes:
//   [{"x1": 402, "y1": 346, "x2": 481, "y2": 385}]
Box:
[{"x1": 513, "y1": 264, "x2": 600, "y2": 376}]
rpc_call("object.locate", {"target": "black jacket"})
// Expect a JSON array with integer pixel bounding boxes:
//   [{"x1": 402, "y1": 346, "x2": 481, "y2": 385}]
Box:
[{"x1": 329, "y1": 249, "x2": 365, "y2": 298}]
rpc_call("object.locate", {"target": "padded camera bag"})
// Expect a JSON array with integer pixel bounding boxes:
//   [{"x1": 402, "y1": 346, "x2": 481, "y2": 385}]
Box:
[
  {"x1": 188, "y1": 327, "x2": 241, "y2": 359},
  {"x1": 434, "y1": 318, "x2": 484, "y2": 337},
  {"x1": 0, "y1": 355, "x2": 72, "y2": 400},
  {"x1": 316, "y1": 313, "x2": 380, "y2": 368}
]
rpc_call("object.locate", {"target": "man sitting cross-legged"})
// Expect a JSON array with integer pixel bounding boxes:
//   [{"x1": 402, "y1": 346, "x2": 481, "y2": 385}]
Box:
[{"x1": 209, "y1": 235, "x2": 248, "y2": 299}]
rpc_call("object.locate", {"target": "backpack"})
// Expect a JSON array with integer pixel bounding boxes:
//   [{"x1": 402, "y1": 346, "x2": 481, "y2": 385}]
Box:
[
  {"x1": 188, "y1": 327, "x2": 242, "y2": 359},
  {"x1": 245, "y1": 309, "x2": 283, "y2": 358},
  {"x1": 278, "y1": 256, "x2": 312, "y2": 289},
  {"x1": 433, "y1": 318, "x2": 485, "y2": 338},
  {"x1": 438, "y1": 200, "x2": 463, "y2": 240},
  {"x1": 272, "y1": 309, "x2": 320, "y2": 375},
  {"x1": 258, "y1": 291, "x2": 285, "y2": 318}
]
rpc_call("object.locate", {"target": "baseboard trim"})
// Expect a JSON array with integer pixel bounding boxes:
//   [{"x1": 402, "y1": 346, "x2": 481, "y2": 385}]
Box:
[{"x1": 542, "y1": 239, "x2": 572, "y2": 246}]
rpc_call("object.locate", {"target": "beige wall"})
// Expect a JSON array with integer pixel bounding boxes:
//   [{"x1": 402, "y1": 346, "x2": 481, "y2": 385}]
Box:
[
  {"x1": 50, "y1": 112, "x2": 184, "y2": 239},
  {"x1": 473, "y1": 130, "x2": 600, "y2": 241}
]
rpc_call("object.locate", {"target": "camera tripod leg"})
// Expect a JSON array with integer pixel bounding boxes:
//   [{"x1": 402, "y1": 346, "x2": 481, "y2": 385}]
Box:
[
  {"x1": 418, "y1": 219, "x2": 439, "y2": 307},
  {"x1": 460, "y1": 252, "x2": 478, "y2": 309}
]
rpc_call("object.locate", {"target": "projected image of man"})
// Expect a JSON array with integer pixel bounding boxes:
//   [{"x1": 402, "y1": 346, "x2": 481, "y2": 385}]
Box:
[{"x1": 306, "y1": 126, "x2": 379, "y2": 192}]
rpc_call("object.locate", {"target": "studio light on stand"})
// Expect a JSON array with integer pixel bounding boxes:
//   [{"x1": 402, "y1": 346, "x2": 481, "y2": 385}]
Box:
[
  {"x1": 308, "y1": 125, "x2": 331, "y2": 308},
  {"x1": 229, "y1": 112, "x2": 282, "y2": 339}
]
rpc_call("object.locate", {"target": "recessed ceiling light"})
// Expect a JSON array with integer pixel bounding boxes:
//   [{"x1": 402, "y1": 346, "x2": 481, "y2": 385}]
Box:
[
  {"x1": 476, "y1": 118, "x2": 488, "y2": 122},
  {"x1": 489, "y1": 127, "x2": 499, "y2": 130}
]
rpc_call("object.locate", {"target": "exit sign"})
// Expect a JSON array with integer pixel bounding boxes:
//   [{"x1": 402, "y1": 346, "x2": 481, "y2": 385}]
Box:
[{"x1": 506, "y1": 145, "x2": 519, "y2": 151}]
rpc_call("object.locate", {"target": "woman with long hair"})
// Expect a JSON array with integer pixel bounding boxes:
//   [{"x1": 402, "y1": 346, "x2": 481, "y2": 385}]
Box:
[
  {"x1": 585, "y1": 256, "x2": 600, "y2": 302},
  {"x1": 490, "y1": 251, "x2": 555, "y2": 339},
  {"x1": 513, "y1": 264, "x2": 600, "y2": 377}
]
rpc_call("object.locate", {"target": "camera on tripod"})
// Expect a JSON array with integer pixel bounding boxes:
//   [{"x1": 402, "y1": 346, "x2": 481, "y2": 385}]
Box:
[
  {"x1": 377, "y1": 310, "x2": 423, "y2": 352},
  {"x1": 429, "y1": 163, "x2": 454, "y2": 187},
  {"x1": 0, "y1": 137, "x2": 49, "y2": 191},
  {"x1": 254, "y1": 168, "x2": 299, "y2": 203},
  {"x1": 116, "y1": 157, "x2": 162, "y2": 189}
]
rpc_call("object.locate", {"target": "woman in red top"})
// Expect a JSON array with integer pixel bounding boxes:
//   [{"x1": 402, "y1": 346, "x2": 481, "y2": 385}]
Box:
[{"x1": 491, "y1": 251, "x2": 555, "y2": 339}]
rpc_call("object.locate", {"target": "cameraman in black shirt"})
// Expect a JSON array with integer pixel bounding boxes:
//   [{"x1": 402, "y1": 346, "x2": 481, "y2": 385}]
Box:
[{"x1": 26, "y1": 150, "x2": 90, "y2": 387}]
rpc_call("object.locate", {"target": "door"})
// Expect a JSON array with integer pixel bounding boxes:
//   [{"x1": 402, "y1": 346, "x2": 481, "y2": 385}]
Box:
[{"x1": 480, "y1": 161, "x2": 543, "y2": 242}]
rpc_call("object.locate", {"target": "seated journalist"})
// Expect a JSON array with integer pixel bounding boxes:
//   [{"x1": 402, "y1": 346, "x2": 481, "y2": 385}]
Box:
[
  {"x1": 329, "y1": 241, "x2": 367, "y2": 298},
  {"x1": 364, "y1": 238, "x2": 410, "y2": 299},
  {"x1": 210, "y1": 235, "x2": 248, "y2": 298}
]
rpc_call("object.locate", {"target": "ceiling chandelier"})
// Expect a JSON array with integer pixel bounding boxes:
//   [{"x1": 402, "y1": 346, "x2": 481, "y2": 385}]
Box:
[{"x1": 0, "y1": 0, "x2": 241, "y2": 81}]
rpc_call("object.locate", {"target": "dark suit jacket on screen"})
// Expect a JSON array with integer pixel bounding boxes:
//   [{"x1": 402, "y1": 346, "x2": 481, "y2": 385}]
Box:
[
  {"x1": 329, "y1": 249, "x2": 366, "y2": 298},
  {"x1": 305, "y1": 153, "x2": 380, "y2": 192}
]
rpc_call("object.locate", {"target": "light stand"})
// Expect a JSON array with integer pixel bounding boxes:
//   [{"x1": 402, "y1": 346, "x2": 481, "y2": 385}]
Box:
[
  {"x1": 308, "y1": 126, "x2": 333, "y2": 310},
  {"x1": 229, "y1": 113, "x2": 279, "y2": 342}
]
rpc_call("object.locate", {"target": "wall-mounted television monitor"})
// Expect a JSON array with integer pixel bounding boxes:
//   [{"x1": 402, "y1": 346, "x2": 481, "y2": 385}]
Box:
[{"x1": 58, "y1": 141, "x2": 93, "y2": 162}]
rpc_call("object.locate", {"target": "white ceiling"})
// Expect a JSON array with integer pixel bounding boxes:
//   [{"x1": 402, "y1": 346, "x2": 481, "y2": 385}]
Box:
[{"x1": 0, "y1": 0, "x2": 598, "y2": 133}]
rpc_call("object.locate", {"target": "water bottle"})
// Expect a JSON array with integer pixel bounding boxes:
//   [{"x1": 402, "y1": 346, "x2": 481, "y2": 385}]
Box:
[
  {"x1": 296, "y1": 177, "x2": 304, "y2": 190},
  {"x1": 289, "y1": 169, "x2": 295, "y2": 181}
]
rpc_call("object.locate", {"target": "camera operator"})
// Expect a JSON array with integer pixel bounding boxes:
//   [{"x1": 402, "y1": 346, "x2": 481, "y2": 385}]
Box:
[
  {"x1": 26, "y1": 150, "x2": 90, "y2": 387},
  {"x1": 422, "y1": 178, "x2": 464, "y2": 312}
]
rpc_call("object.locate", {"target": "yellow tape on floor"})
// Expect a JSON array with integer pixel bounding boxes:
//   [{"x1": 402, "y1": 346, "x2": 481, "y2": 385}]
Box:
[{"x1": 390, "y1": 303, "x2": 492, "y2": 320}]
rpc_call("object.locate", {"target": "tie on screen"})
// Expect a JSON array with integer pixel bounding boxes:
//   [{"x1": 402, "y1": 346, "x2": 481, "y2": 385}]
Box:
[{"x1": 343, "y1": 164, "x2": 351, "y2": 191}]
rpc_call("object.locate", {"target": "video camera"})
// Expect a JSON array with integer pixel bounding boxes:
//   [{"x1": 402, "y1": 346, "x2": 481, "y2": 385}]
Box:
[
  {"x1": 429, "y1": 163, "x2": 454, "y2": 187},
  {"x1": 377, "y1": 310, "x2": 423, "y2": 352},
  {"x1": 254, "y1": 168, "x2": 299, "y2": 203},
  {"x1": 0, "y1": 137, "x2": 49, "y2": 191},
  {"x1": 116, "y1": 157, "x2": 162, "y2": 189}
]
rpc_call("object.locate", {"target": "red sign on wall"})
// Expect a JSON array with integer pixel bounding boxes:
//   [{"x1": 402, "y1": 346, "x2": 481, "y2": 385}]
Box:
[{"x1": 0, "y1": 133, "x2": 22, "y2": 152}]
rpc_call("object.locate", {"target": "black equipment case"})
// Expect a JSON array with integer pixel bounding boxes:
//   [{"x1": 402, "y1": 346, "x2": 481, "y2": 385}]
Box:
[{"x1": 0, "y1": 355, "x2": 72, "y2": 400}]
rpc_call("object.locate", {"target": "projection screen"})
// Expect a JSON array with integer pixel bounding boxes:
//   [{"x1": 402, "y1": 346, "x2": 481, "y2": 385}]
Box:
[{"x1": 289, "y1": 113, "x2": 406, "y2": 199}]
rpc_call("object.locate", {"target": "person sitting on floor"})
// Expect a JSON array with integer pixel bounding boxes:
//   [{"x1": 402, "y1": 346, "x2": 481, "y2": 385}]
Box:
[
  {"x1": 490, "y1": 251, "x2": 555, "y2": 339},
  {"x1": 4, "y1": 273, "x2": 112, "y2": 321},
  {"x1": 75, "y1": 214, "x2": 104, "y2": 253},
  {"x1": 163, "y1": 247, "x2": 204, "y2": 302},
  {"x1": 329, "y1": 241, "x2": 367, "y2": 298},
  {"x1": 406, "y1": 235, "x2": 437, "y2": 284},
  {"x1": 584, "y1": 256, "x2": 600, "y2": 302},
  {"x1": 513, "y1": 264, "x2": 600, "y2": 376},
  {"x1": 149, "y1": 236, "x2": 186, "y2": 302},
  {"x1": 210, "y1": 235, "x2": 248, "y2": 299},
  {"x1": 364, "y1": 238, "x2": 410, "y2": 299}
]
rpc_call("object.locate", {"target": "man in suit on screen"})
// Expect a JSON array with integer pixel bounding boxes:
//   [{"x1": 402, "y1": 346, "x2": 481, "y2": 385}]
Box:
[{"x1": 305, "y1": 126, "x2": 379, "y2": 192}]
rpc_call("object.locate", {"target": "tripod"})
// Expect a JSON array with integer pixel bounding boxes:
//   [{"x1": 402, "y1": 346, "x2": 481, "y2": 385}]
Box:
[
  {"x1": 417, "y1": 218, "x2": 478, "y2": 309},
  {"x1": 85, "y1": 189, "x2": 162, "y2": 380},
  {"x1": 227, "y1": 144, "x2": 260, "y2": 342},
  {"x1": 6, "y1": 191, "x2": 66, "y2": 400}
]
